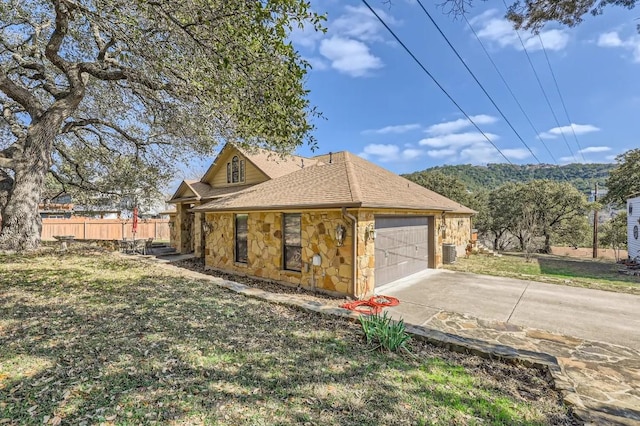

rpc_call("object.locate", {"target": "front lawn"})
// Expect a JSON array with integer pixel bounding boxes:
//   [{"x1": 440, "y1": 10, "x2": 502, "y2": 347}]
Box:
[
  {"x1": 0, "y1": 251, "x2": 574, "y2": 425},
  {"x1": 445, "y1": 252, "x2": 640, "y2": 295}
]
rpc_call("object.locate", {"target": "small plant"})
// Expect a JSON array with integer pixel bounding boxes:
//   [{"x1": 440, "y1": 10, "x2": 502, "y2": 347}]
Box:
[{"x1": 359, "y1": 311, "x2": 411, "y2": 352}]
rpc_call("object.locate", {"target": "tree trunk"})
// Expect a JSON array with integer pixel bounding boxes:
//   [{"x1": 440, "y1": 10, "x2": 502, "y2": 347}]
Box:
[
  {"x1": 0, "y1": 169, "x2": 13, "y2": 214},
  {"x1": 0, "y1": 117, "x2": 61, "y2": 251},
  {"x1": 543, "y1": 232, "x2": 552, "y2": 254}
]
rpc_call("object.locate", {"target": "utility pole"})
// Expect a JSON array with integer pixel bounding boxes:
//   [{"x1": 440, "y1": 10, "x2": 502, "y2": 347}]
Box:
[{"x1": 592, "y1": 182, "x2": 598, "y2": 259}]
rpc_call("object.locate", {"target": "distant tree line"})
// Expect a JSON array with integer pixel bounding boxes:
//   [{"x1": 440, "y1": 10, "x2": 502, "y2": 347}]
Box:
[
  {"x1": 404, "y1": 163, "x2": 614, "y2": 194},
  {"x1": 404, "y1": 150, "x2": 639, "y2": 256}
]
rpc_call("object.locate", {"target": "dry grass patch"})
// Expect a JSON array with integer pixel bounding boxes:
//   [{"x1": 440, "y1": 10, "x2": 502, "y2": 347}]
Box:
[{"x1": 0, "y1": 252, "x2": 577, "y2": 425}]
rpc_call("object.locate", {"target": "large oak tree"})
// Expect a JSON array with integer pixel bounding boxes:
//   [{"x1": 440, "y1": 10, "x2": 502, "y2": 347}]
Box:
[{"x1": 0, "y1": 0, "x2": 322, "y2": 250}]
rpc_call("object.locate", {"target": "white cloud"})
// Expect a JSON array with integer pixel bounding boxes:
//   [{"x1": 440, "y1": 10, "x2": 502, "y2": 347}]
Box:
[
  {"x1": 363, "y1": 123, "x2": 421, "y2": 134},
  {"x1": 419, "y1": 132, "x2": 499, "y2": 148},
  {"x1": 319, "y1": 36, "x2": 383, "y2": 77},
  {"x1": 470, "y1": 9, "x2": 569, "y2": 52},
  {"x1": 358, "y1": 143, "x2": 399, "y2": 162},
  {"x1": 294, "y1": 5, "x2": 399, "y2": 77},
  {"x1": 425, "y1": 115, "x2": 497, "y2": 135},
  {"x1": 427, "y1": 148, "x2": 456, "y2": 159},
  {"x1": 539, "y1": 123, "x2": 600, "y2": 139},
  {"x1": 597, "y1": 30, "x2": 640, "y2": 63},
  {"x1": 459, "y1": 143, "x2": 502, "y2": 163},
  {"x1": 502, "y1": 148, "x2": 532, "y2": 160},
  {"x1": 402, "y1": 148, "x2": 424, "y2": 160},
  {"x1": 597, "y1": 32, "x2": 624, "y2": 48},
  {"x1": 332, "y1": 5, "x2": 398, "y2": 43},
  {"x1": 358, "y1": 144, "x2": 424, "y2": 162},
  {"x1": 579, "y1": 146, "x2": 611, "y2": 154}
]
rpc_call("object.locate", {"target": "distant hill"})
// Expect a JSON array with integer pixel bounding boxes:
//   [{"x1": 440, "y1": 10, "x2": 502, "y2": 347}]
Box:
[{"x1": 403, "y1": 163, "x2": 615, "y2": 194}]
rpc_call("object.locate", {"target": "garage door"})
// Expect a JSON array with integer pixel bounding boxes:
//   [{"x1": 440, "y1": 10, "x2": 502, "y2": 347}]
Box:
[{"x1": 374, "y1": 216, "x2": 430, "y2": 287}]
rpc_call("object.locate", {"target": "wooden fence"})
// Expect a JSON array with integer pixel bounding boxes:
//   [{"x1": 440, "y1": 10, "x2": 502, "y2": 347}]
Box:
[{"x1": 41, "y1": 218, "x2": 170, "y2": 241}]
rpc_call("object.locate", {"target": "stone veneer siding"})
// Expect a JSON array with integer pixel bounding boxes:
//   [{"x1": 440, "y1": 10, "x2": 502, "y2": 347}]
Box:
[
  {"x1": 204, "y1": 209, "x2": 472, "y2": 298},
  {"x1": 441, "y1": 213, "x2": 473, "y2": 256},
  {"x1": 170, "y1": 202, "x2": 199, "y2": 254},
  {"x1": 205, "y1": 210, "x2": 353, "y2": 296},
  {"x1": 169, "y1": 213, "x2": 178, "y2": 250}
]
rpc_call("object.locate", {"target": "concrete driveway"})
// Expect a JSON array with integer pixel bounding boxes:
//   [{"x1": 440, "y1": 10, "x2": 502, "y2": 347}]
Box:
[{"x1": 377, "y1": 269, "x2": 640, "y2": 351}]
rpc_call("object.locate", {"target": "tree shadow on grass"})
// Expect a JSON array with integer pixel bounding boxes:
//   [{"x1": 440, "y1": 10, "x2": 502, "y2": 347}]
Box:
[{"x1": 0, "y1": 257, "x2": 574, "y2": 425}]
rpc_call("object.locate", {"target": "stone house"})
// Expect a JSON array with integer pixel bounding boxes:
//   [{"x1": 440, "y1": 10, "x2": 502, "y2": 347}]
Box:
[{"x1": 169, "y1": 143, "x2": 474, "y2": 298}]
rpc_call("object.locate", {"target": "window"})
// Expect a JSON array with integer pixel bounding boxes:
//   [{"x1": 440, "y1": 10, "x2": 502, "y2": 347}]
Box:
[
  {"x1": 227, "y1": 156, "x2": 245, "y2": 184},
  {"x1": 232, "y1": 156, "x2": 239, "y2": 183},
  {"x1": 235, "y1": 214, "x2": 248, "y2": 263},
  {"x1": 283, "y1": 214, "x2": 302, "y2": 271}
]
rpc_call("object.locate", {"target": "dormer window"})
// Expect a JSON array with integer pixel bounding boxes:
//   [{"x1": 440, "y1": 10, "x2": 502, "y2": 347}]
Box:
[{"x1": 227, "y1": 155, "x2": 245, "y2": 184}]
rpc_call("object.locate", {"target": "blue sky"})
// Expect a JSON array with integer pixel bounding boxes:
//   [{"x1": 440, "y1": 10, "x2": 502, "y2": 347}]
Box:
[{"x1": 285, "y1": 0, "x2": 640, "y2": 175}]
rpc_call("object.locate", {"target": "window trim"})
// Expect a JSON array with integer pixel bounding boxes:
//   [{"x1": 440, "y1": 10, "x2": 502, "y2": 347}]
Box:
[
  {"x1": 235, "y1": 213, "x2": 248, "y2": 264},
  {"x1": 283, "y1": 213, "x2": 302, "y2": 272}
]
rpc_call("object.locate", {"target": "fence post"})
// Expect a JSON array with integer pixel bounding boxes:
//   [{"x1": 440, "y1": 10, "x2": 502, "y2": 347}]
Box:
[
  {"x1": 121, "y1": 222, "x2": 125, "y2": 240},
  {"x1": 154, "y1": 221, "x2": 158, "y2": 240},
  {"x1": 83, "y1": 220, "x2": 87, "y2": 240}
]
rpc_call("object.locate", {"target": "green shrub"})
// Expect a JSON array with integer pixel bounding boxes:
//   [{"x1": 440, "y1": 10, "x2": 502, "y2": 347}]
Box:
[{"x1": 359, "y1": 311, "x2": 411, "y2": 352}]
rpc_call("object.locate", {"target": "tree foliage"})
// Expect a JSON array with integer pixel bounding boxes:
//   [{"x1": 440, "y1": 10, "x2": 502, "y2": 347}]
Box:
[
  {"x1": 410, "y1": 163, "x2": 612, "y2": 194},
  {"x1": 604, "y1": 149, "x2": 640, "y2": 206},
  {"x1": 0, "y1": 0, "x2": 322, "y2": 250},
  {"x1": 599, "y1": 212, "x2": 628, "y2": 261},
  {"x1": 402, "y1": 170, "x2": 490, "y2": 230},
  {"x1": 484, "y1": 180, "x2": 590, "y2": 253},
  {"x1": 443, "y1": 0, "x2": 638, "y2": 30},
  {"x1": 402, "y1": 170, "x2": 470, "y2": 204}
]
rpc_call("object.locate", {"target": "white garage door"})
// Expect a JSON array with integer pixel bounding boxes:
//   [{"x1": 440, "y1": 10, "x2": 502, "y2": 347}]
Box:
[{"x1": 374, "y1": 216, "x2": 430, "y2": 287}]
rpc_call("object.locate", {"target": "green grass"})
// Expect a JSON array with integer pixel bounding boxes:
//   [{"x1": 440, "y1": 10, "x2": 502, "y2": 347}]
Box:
[
  {"x1": 445, "y1": 252, "x2": 640, "y2": 295},
  {"x1": 0, "y1": 251, "x2": 573, "y2": 425}
]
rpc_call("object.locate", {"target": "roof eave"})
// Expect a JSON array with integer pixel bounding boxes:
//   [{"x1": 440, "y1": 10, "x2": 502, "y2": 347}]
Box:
[{"x1": 194, "y1": 202, "x2": 362, "y2": 212}]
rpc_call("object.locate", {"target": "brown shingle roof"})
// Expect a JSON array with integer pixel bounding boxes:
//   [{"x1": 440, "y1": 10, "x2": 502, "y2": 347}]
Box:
[
  {"x1": 168, "y1": 179, "x2": 256, "y2": 203},
  {"x1": 234, "y1": 145, "x2": 322, "y2": 179},
  {"x1": 195, "y1": 151, "x2": 475, "y2": 214}
]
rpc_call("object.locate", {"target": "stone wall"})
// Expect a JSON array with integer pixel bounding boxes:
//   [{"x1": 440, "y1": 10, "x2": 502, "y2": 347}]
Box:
[
  {"x1": 193, "y1": 212, "x2": 203, "y2": 258},
  {"x1": 205, "y1": 210, "x2": 353, "y2": 296},
  {"x1": 203, "y1": 208, "x2": 472, "y2": 298},
  {"x1": 168, "y1": 213, "x2": 177, "y2": 249},
  {"x1": 169, "y1": 203, "x2": 199, "y2": 254},
  {"x1": 441, "y1": 213, "x2": 472, "y2": 256}
]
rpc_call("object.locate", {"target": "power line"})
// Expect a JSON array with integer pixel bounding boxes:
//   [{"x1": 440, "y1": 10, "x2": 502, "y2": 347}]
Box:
[
  {"x1": 463, "y1": 14, "x2": 562, "y2": 168},
  {"x1": 360, "y1": 0, "x2": 514, "y2": 165},
  {"x1": 414, "y1": 0, "x2": 542, "y2": 165},
  {"x1": 501, "y1": 0, "x2": 579, "y2": 163},
  {"x1": 537, "y1": 34, "x2": 587, "y2": 162}
]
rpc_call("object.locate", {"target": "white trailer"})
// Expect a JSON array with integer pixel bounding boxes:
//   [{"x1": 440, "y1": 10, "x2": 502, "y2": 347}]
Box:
[{"x1": 628, "y1": 195, "x2": 640, "y2": 261}]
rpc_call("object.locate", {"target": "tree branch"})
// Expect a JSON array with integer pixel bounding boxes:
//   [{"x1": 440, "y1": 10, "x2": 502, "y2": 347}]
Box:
[
  {"x1": 45, "y1": 0, "x2": 73, "y2": 74},
  {"x1": 0, "y1": 74, "x2": 45, "y2": 117}
]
